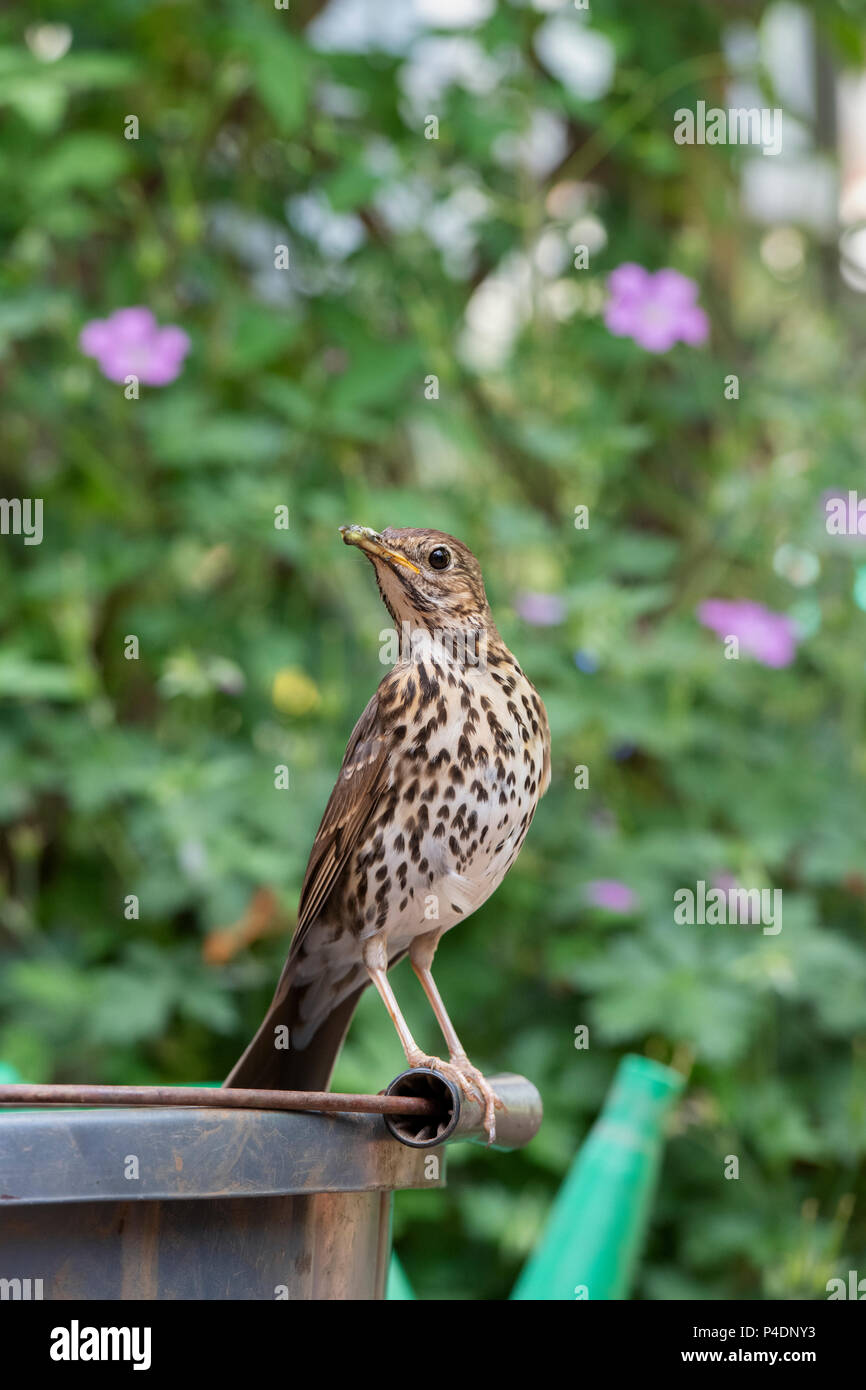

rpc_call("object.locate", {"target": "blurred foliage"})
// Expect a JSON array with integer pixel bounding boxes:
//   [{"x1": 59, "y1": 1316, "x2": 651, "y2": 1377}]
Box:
[{"x1": 2, "y1": 0, "x2": 866, "y2": 1300}]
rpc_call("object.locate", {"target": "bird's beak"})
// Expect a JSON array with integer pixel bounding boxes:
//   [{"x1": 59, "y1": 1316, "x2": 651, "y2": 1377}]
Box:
[{"x1": 339, "y1": 525, "x2": 421, "y2": 573}]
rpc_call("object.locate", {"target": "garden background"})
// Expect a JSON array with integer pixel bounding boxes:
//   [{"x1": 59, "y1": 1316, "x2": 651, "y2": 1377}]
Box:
[{"x1": 2, "y1": 0, "x2": 865, "y2": 1299}]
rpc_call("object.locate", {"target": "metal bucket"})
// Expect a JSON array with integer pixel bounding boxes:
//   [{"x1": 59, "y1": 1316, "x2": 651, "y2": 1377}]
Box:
[{"x1": 0, "y1": 1105, "x2": 444, "y2": 1300}]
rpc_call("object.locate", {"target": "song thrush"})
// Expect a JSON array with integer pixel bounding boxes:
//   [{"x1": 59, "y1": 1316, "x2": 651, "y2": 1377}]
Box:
[{"x1": 225, "y1": 526, "x2": 551, "y2": 1142}]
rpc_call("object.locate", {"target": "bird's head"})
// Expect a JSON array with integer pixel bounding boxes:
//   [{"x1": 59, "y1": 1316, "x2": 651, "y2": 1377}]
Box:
[{"x1": 339, "y1": 525, "x2": 494, "y2": 639}]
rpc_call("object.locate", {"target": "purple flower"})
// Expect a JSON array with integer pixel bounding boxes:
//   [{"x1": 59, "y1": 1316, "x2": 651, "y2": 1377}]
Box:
[
  {"x1": 515, "y1": 592, "x2": 565, "y2": 627},
  {"x1": 711, "y1": 873, "x2": 759, "y2": 922},
  {"x1": 697, "y1": 599, "x2": 797, "y2": 668},
  {"x1": 711, "y1": 873, "x2": 738, "y2": 894},
  {"x1": 585, "y1": 879, "x2": 638, "y2": 913},
  {"x1": 604, "y1": 264, "x2": 709, "y2": 353},
  {"x1": 79, "y1": 307, "x2": 190, "y2": 385}
]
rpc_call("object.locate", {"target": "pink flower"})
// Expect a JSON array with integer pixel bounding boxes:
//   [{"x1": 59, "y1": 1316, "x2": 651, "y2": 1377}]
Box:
[
  {"x1": 515, "y1": 592, "x2": 565, "y2": 626},
  {"x1": 697, "y1": 599, "x2": 797, "y2": 668},
  {"x1": 711, "y1": 873, "x2": 759, "y2": 922},
  {"x1": 604, "y1": 264, "x2": 709, "y2": 353},
  {"x1": 585, "y1": 879, "x2": 638, "y2": 912},
  {"x1": 79, "y1": 307, "x2": 190, "y2": 385}
]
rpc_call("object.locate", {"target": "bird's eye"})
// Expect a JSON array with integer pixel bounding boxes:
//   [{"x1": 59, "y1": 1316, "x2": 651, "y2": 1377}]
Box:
[{"x1": 428, "y1": 546, "x2": 451, "y2": 570}]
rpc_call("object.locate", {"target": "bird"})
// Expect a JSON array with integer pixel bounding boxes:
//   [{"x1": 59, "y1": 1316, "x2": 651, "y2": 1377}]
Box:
[{"x1": 224, "y1": 525, "x2": 551, "y2": 1142}]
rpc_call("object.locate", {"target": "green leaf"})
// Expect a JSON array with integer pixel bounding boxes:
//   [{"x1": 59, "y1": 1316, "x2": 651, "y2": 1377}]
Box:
[
  {"x1": 0, "y1": 654, "x2": 81, "y2": 700},
  {"x1": 248, "y1": 34, "x2": 310, "y2": 134},
  {"x1": 34, "y1": 134, "x2": 131, "y2": 197}
]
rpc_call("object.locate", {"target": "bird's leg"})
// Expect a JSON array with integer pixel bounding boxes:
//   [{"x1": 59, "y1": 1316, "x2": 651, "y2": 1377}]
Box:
[
  {"x1": 362, "y1": 935, "x2": 499, "y2": 1144},
  {"x1": 362, "y1": 936, "x2": 424, "y2": 1057},
  {"x1": 409, "y1": 932, "x2": 502, "y2": 1145}
]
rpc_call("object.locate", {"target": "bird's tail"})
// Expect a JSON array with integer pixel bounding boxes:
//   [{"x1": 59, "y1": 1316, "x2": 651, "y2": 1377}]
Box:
[{"x1": 223, "y1": 951, "x2": 369, "y2": 1093}]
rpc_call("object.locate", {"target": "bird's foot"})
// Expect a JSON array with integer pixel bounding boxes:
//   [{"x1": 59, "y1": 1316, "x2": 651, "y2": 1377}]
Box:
[{"x1": 406, "y1": 1051, "x2": 502, "y2": 1145}]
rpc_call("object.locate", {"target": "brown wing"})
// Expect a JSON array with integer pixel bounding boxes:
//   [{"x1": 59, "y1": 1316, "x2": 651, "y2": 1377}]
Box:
[
  {"x1": 223, "y1": 688, "x2": 394, "y2": 1091},
  {"x1": 532, "y1": 681, "x2": 552, "y2": 796},
  {"x1": 289, "y1": 689, "x2": 390, "y2": 957}
]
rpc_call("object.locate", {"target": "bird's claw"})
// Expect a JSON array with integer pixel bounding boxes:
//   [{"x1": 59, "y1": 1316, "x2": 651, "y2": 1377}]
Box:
[
  {"x1": 407, "y1": 1052, "x2": 501, "y2": 1145},
  {"x1": 455, "y1": 1060, "x2": 501, "y2": 1147}
]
